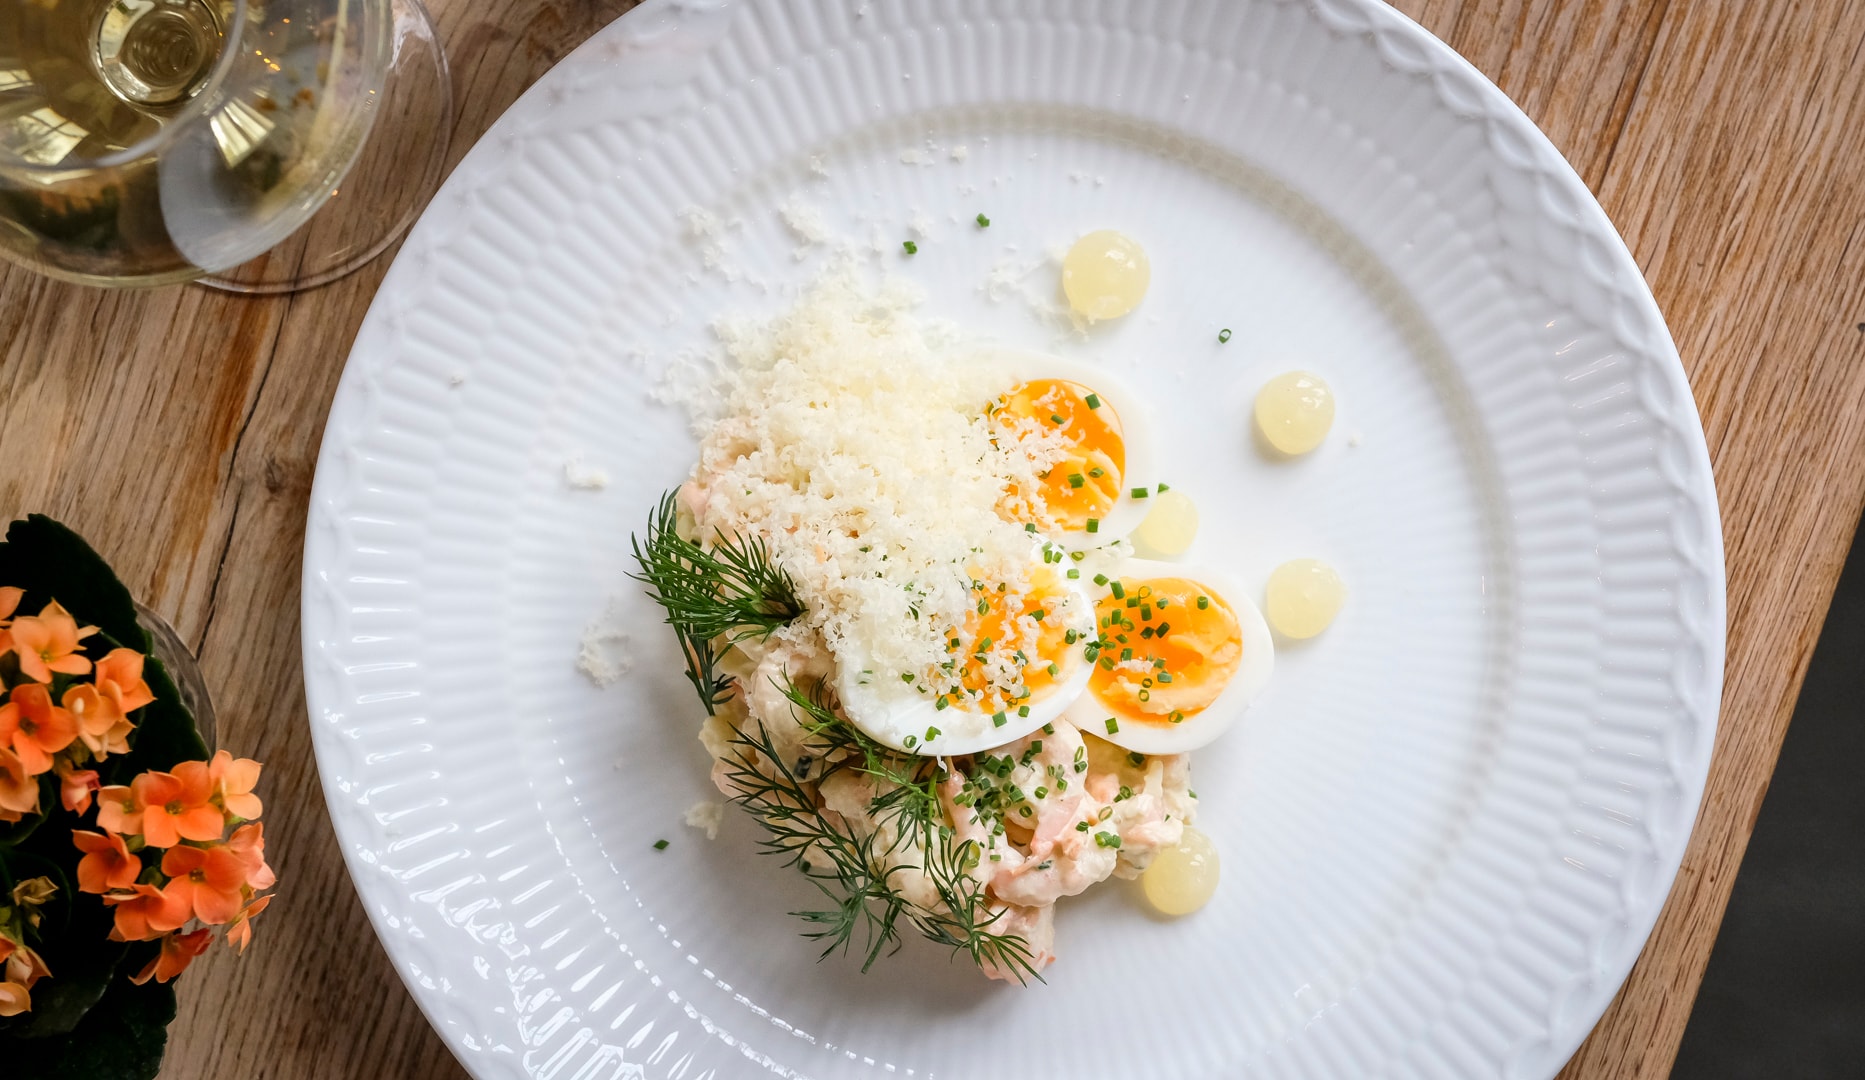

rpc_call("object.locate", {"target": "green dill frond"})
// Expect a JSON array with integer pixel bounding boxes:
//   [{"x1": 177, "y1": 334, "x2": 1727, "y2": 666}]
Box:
[
  {"x1": 631, "y1": 490, "x2": 804, "y2": 641},
  {"x1": 630, "y1": 490, "x2": 805, "y2": 713}
]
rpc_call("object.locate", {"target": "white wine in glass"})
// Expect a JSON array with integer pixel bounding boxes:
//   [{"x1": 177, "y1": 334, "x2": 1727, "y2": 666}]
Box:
[{"x1": 0, "y1": 0, "x2": 450, "y2": 290}]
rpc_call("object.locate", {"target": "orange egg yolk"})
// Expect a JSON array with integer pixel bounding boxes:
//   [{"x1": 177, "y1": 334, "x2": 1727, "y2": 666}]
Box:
[
  {"x1": 1088, "y1": 577, "x2": 1242, "y2": 726},
  {"x1": 935, "y1": 567, "x2": 1076, "y2": 718},
  {"x1": 995, "y1": 379, "x2": 1126, "y2": 530}
]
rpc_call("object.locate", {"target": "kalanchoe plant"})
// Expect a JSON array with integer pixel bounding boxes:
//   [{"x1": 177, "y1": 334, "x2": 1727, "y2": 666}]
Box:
[{"x1": 0, "y1": 516, "x2": 276, "y2": 1080}]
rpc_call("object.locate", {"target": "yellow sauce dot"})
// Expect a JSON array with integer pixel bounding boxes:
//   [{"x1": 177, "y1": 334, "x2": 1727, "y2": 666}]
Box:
[
  {"x1": 1132, "y1": 489, "x2": 1199, "y2": 557},
  {"x1": 1264, "y1": 558, "x2": 1345, "y2": 639},
  {"x1": 1062, "y1": 230, "x2": 1150, "y2": 321},
  {"x1": 1142, "y1": 826, "x2": 1220, "y2": 916},
  {"x1": 1254, "y1": 371, "x2": 1335, "y2": 456}
]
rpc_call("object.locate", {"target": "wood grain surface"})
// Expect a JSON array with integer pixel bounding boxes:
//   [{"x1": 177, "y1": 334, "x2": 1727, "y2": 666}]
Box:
[{"x1": 0, "y1": 1, "x2": 1859, "y2": 1077}]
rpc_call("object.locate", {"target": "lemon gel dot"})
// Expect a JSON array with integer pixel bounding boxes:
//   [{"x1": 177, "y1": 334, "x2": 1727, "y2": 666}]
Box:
[
  {"x1": 1142, "y1": 826, "x2": 1220, "y2": 916},
  {"x1": 1132, "y1": 489, "x2": 1199, "y2": 557},
  {"x1": 1063, "y1": 230, "x2": 1150, "y2": 321},
  {"x1": 1264, "y1": 558, "x2": 1345, "y2": 639},
  {"x1": 1255, "y1": 371, "x2": 1335, "y2": 456}
]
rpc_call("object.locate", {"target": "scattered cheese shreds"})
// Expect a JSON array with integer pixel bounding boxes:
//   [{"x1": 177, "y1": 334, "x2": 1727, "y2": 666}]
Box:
[
  {"x1": 564, "y1": 458, "x2": 610, "y2": 490},
  {"x1": 577, "y1": 610, "x2": 633, "y2": 687},
  {"x1": 684, "y1": 800, "x2": 726, "y2": 840},
  {"x1": 681, "y1": 267, "x2": 1071, "y2": 682}
]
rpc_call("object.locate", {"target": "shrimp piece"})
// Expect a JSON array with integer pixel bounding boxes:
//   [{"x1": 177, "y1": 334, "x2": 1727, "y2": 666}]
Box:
[
  {"x1": 740, "y1": 631, "x2": 835, "y2": 769},
  {"x1": 978, "y1": 902, "x2": 1055, "y2": 983},
  {"x1": 976, "y1": 722, "x2": 1120, "y2": 907}
]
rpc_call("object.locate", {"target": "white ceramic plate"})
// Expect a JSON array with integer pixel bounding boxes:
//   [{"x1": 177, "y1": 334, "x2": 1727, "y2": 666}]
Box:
[{"x1": 303, "y1": 2, "x2": 1725, "y2": 1078}]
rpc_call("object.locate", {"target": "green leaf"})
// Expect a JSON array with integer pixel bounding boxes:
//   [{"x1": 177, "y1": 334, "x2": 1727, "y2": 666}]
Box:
[
  {"x1": 0, "y1": 944, "x2": 175, "y2": 1080},
  {"x1": 0, "y1": 516, "x2": 147, "y2": 653}
]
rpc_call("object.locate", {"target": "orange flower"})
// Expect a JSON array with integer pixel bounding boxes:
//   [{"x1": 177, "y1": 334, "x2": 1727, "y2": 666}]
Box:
[
  {"x1": 57, "y1": 762, "x2": 100, "y2": 814},
  {"x1": 227, "y1": 822, "x2": 277, "y2": 891},
  {"x1": 95, "y1": 783, "x2": 138, "y2": 835},
  {"x1": 64, "y1": 683, "x2": 133, "y2": 760},
  {"x1": 131, "y1": 928, "x2": 211, "y2": 985},
  {"x1": 106, "y1": 883, "x2": 192, "y2": 941},
  {"x1": 0, "y1": 935, "x2": 51, "y2": 1017},
  {"x1": 160, "y1": 844, "x2": 248, "y2": 925},
  {"x1": 126, "y1": 763, "x2": 223, "y2": 848},
  {"x1": 7, "y1": 600, "x2": 97, "y2": 683},
  {"x1": 0, "y1": 683, "x2": 79, "y2": 774},
  {"x1": 73, "y1": 829, "x2": 141, "y2": 893},
  {"x1": 0, "y1": 980, "x2": 28, "y2": 1017},
  {"x1": 0, "y1": 747, "x2": 37, "y2": 823},
  {"x1": 225, "y1": 894, "x2": 271, "y2": 954},
  {"x1": 209, "y1": 750, "x2": 263, "y2": 821}
]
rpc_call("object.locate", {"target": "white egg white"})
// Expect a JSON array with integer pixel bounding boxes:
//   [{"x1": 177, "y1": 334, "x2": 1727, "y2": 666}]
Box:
[
  {"x1": 976, "y1": 348, "x2": 1160, "y2": 543},
  {"x1": 835, "y1": 566, "x2": 1098, "y2": 757},
  {"x1": 1063, "y1": 556, "x2": 1274, "y2": 755}
]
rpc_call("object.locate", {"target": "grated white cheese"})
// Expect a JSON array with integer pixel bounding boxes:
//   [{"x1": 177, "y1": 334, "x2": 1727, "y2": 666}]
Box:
[
  {"x1": 684, "y1": 800, "x2": 726, "y2": 839},
  {"x1": 682, "y1": 267, "x2": 1071, "y2": 682},
  {"x1": 564, "y1": 457, "x2": 610, "y2": 490},
  {"x1": 577, "y1": 607, "x2": 633, "y2": 687}
]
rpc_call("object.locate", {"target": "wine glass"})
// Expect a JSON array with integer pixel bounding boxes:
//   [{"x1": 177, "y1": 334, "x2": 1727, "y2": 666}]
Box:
[{"x1": 0, "y1": 0, "x2": 451, "y2": 292}]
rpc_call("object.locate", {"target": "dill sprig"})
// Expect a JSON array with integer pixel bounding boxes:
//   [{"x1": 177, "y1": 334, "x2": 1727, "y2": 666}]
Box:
[
  {"x1": 630, "y1": 491, "x2": 805, "y2": 712},
  {"x1": 721, "y1": 717, "x2": 909, "y2": 971},
  {"x1": 730, "y1": 676, "x2": 1043, "y2": 983}
]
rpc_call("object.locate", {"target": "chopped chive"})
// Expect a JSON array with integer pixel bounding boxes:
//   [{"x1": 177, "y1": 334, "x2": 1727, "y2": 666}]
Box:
[
  {"x1": 904, "y1": 735, "x2": 919, "y2": 748},
  {"x1": 1044, "y1": 723, "x2": 1056, "y2": 734},
  {"x1": 1128, "y1": 752, "x2": 1146, "y2": 766},
  {"x1": 1197, "y1": 595, "x2": 1210, "y2": 609},
  {"x1": 935, "y1": 697, "x2": 950, "y2": 711},
  {"x1": 1085, "y1": 393, "x2": 1102, "y2": 409},
  {"x1": 1047, "y1": 663, "x2": 1059, "y2": 677},
  {"x1": 1141, "y1": 627, "x2": 1155, "y2": 639},
  {"x1": 1110, "y1": 580, "x2": 1126, "y2": 599},
  {"x1": 903, "y1": 239, "x2": 918, "y2": 254},
  {"x1": 1031, "y1": 609, "x2": 1046, "y2": 621},
  {"x1": 901, "y1": 672, "x2": 915, "y2": 683},
  {"x1": 1095, "y1": 831, "x2": 1121, "y2": 849},
  {"x1": 978, "y1": 599, "x2": 990, "y2": 614},
  {"x1": 926, "y1": 726, "x2": 942, "y2": 740},
  {"x1": 1064, "y1": 629, "x2": 1079, "y2": 644},
  {"x1": 1105, "y1": 717, "x2": 1120, "y2": 734},
  {"x1": 1131, "y1": 487, "x2": 1149, "y2": 499},
  {"x1": 993, "y1": 712, "x2": 1008, "y2": 728},
  {"x1": 1169, "y1": 710, "x2": 1185, "y2": 723},
  {"x1": 1218, "y1": 328, "x2": 1232, "y2": 343},
  {"x1": 1018, "y1": 705, "x2": 1031, "y2": 717},
  {"x1": 1068, "y1": 473, "x2": 1086, "y2": 489},
  {"x1": 1034, "y1": 786, "x2": 1048, "y2": 799},
  {"x1": 1157, "y1": 622, "x2": 1171, "y2": 637},
  {"x1": 1086, "y1": 518, "x2": 1099, "y2": 533},
  {"x1": 1050, "y1": 413, "x2": 1066, "y2": 424},
  {"x1": 653, "y1": 839, "x2": 670, "y2": 851},
  {"x1": 1089, "y1": 466, "x2": 1106, "y2": 478},
  {"x1": 1093, "y1": 574, "x2": 1109, "y2": 586},
  {"x1": 1138, "y1": 689, "x2": 1151, "y2": 702},
  {"x1": 1067, "y1": 568, "x2": 1080, "y2": 579},
  {"x1": 1076, "y1": 821, "x2": 1091, "y2": 832},
  {"x1": 1120, "y1": 648, "x2": 1133, "y2": 660},
  {"x1": 1157, "y1": 482, "x2": 1171, "y2": 492},
  {"x1": 1158, "y1": 672, "x2": 1173, "y2": 683},
  {"x1": 976, "y1": 212, "x2": 991, "y2": 228}
]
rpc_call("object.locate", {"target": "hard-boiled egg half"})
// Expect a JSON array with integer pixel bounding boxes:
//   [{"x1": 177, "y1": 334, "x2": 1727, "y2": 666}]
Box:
[
  {"x1": 1063, "y1": 558, "x2": 1274, "y2": 755},
  {"x1": 980, "y1": 350, "x2": 1159, "y2": 543},
  {"x1": 836, "y1": 551, "x2": 1099, "y2": 756}
]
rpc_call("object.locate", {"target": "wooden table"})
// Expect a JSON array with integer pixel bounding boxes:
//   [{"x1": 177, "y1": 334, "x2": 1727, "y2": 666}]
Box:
[{"x1": 2, "y1": 1, "x2": 1860, "y2": 1076}]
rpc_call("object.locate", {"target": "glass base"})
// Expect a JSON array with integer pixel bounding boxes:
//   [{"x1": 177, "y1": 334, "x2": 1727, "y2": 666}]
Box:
[
  {"x1": 134, "y1": 600, "x2": 216, "y2": 748},
  {"x1": 198, "y1": 0, "x2": 452, "y2": 294}
]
